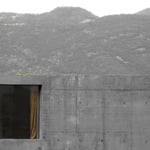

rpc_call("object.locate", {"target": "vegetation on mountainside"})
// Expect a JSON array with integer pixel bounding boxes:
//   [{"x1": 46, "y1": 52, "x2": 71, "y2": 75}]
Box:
[{"x1": 0, "y1": 7, "x2": 150, "y2": 75}]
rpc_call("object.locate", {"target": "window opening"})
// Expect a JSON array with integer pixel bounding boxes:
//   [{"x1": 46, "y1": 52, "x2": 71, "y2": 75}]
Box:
[{"x1": 0, "y1": 85, "x2": 41, "y2": 139}]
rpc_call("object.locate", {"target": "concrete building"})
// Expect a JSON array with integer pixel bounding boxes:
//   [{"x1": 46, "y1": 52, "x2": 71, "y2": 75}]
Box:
[{"x1": 0, "y1": 74, "x2": 150, "y2": 150}]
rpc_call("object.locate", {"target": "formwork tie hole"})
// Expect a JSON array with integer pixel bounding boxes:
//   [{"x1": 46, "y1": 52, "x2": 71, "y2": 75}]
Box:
[
  {"x1": 79, "y1": 101, "x2": 82, "y2": 104},
  {"x1": 145, "y1": 140, "x2": 148, "y2": 143},
  {"x1": 38, "y1": 147, "x2": 42, "y2": 150}
]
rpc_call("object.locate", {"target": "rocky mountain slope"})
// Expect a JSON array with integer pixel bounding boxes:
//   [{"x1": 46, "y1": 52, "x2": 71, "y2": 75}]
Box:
[
  {"x1": 0, "y1": 7, "x2": 150, "y2": 75},
  {"x1": 136, "y1": 8, "x2": 150, "y2": 15}
]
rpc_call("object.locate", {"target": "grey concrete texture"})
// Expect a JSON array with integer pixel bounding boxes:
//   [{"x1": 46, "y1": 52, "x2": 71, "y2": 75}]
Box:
[
  {"x1": 0, "y1": 139, "x2": 47, "y2": 150},
  {"x1": 0, "y1": 75, "x2": 150, "y2": 150}
]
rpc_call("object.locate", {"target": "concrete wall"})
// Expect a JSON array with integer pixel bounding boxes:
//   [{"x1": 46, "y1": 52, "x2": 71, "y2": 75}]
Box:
[{"x1": 0, "y1": 75, "x2": 150, "y2": 150}]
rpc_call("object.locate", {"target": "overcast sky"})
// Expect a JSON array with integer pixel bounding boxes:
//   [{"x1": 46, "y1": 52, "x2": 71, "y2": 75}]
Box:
[{"x1": 0, "y1": 0, "x2": 150, "y2": 17}]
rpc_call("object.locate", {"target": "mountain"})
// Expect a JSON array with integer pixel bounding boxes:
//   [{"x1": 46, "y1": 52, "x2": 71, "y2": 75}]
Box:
[
  {"x1": 136, "y1": 8, "x2": 150, "y2": 15},
  {"x1": 0, "y1": 7, "x2": 150, "y2": 75}
]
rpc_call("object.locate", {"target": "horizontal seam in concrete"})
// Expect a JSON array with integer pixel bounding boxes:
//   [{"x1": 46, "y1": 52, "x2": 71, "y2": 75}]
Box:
[{"x1": 48, "y1": 89, "x2": 150, "y2": 91}]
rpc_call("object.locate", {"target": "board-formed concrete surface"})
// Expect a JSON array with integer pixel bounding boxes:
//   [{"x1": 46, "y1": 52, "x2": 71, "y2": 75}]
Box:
[
  {"x1": 0, "y1": 75, "x2": 150, "y2": 150},
  {"x1": 0, "y1": 139, "x2": 47, "y2": 150}
]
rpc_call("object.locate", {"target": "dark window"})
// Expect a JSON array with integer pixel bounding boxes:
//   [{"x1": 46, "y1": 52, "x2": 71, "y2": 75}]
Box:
[{"x1": 0, "y1": 85, "x2": 40, "y2": 139}]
